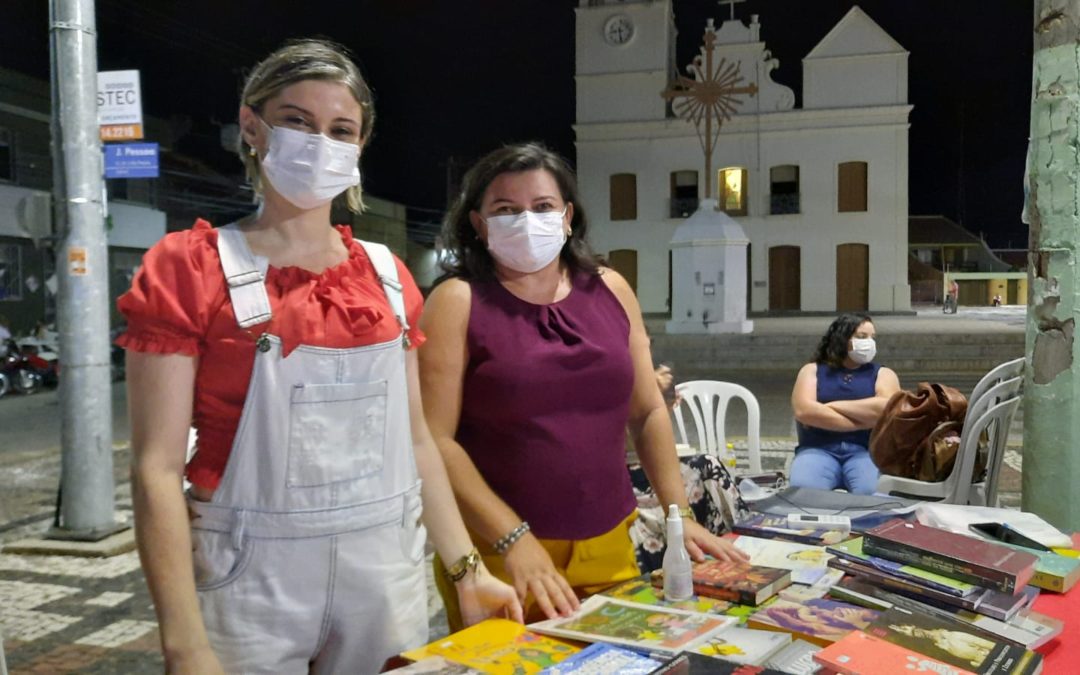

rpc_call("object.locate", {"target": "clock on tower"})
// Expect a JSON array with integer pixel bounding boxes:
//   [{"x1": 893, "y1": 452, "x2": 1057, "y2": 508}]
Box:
[{"x1": 575, "y1": 0, "x2": 675, "y2": 123}]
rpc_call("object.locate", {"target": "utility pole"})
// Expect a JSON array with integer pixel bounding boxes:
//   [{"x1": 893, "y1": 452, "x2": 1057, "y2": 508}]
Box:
[
  {"x1": 1023, "y1": 0, "x2": 1080, "y2": 531},
  {"x1": 48, "y1": 0, "x2": 120, "y2": 540}
]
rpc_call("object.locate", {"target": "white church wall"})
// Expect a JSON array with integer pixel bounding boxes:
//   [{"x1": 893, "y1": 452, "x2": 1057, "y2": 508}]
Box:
[
  {"x1": 804, "y1": 54, "x2": 908, "y2": 109},
  {"x1": 576, "y1": 72, "x2": 669, "y2": 123}
]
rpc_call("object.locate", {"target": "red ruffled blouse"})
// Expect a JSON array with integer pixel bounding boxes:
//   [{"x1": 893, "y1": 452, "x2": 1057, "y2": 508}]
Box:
[{"x1": 116, "y1": 219, "x2": 426, "y2": 490}]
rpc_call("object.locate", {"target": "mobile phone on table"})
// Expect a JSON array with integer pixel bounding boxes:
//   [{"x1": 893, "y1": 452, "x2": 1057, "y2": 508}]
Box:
[{"x1": 969, "y1": 522, "x2": 1051, "y2": 551}]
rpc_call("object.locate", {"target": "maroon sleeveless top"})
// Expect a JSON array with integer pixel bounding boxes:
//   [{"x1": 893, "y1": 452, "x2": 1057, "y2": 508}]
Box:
[{"x1": 458, "y1": 272, "x2": 638, "y2": 540}]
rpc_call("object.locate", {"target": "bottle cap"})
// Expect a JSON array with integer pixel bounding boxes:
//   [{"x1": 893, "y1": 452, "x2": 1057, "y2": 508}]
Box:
[{"x1": 667, "y1": 504, "x2": 680, "y2": 520}]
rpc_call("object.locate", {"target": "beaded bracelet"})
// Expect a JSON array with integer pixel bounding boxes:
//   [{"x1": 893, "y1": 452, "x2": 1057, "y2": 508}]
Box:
[
  {"x1": 444, "y1": 547, "x2": 480, "y2": 583},
  {"x1": 493, "y1": 521, "x2": 530, "y2": 555}
]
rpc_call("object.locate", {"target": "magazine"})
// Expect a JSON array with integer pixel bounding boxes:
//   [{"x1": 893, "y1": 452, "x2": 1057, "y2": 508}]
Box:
[{"x1": 528, "y1": 596, "x2": 738, "y2": 656}]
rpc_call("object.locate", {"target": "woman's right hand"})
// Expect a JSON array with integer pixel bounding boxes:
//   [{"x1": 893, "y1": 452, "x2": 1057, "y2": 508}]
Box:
[
  {"x1": 165, "y1": 646, "x2": 225, "y2": 675},
  {"x1": 502, "y1": 533, "x2": 580, "y2": 620}
]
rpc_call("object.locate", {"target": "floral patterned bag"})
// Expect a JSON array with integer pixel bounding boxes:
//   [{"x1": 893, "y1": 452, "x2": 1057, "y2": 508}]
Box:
[{"x1": 627, "y1": 454, "x2": 750, "y2": 572}]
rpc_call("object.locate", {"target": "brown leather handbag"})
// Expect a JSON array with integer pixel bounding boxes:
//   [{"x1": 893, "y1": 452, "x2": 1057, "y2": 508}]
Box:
[{"x1": 870, "y1": 383, "x2": 968, "y2": 480}]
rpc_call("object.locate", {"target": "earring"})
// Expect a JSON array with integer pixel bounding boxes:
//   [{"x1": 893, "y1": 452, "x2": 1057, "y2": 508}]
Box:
[{"x1": 248, "y1": 146, "x2": 257, "y2": 157}]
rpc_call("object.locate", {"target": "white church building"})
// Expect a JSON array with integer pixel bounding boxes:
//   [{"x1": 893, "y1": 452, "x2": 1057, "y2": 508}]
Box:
[{"x1": 574, "y1": 1, "x2": 912, "y2": 314}]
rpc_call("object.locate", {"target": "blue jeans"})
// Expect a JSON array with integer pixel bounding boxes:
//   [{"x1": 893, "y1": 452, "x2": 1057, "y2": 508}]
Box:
[{"x1": 790, "y1": 442, "x2": 879, "y2": 495}]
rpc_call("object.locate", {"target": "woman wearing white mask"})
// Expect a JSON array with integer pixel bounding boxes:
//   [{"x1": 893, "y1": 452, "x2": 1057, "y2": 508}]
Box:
[
  {"x1": 790, "y1": 313, "x2": 900, "y2": 494},
  {"x1": 118, "y1": 40, "x2": 520, "y2": 674},
  {"x1": 419, "y1": 143, "x2": 747, "y2": 630}
]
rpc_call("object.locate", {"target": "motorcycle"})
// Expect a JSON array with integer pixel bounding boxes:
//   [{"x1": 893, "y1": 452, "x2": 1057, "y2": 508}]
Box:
[{"x1": 0, "y1": 339, "x2": 45, "y2": 398}]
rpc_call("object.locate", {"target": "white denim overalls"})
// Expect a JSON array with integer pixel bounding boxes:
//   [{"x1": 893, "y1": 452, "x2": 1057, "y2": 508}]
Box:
[{"x1": 186, "y1": 224, "x2": 427, "y2": 673}]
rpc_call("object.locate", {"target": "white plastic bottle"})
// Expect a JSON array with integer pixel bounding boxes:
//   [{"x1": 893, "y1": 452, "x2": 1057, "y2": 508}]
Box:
[{"x1": 662, "y1": 504, "x2": 693, "y2": 601}]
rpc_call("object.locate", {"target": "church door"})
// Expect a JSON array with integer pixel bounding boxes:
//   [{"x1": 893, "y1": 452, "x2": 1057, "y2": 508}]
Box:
[
  {"x1": 608, "y1": 249, "x2": 638, "y2": 295},
  {"x1": 836, "y1": 243, "x2": 869, "y2": 311},
  {"x1": 768, "y1": 245, "x2": 801, "y2": 311}
]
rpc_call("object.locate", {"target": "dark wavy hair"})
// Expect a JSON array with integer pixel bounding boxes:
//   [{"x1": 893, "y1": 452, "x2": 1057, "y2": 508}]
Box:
[
  {"x1": 439, "y1": 142, "x2": 601, "y2": 281},
  {"x1": 813, "y1": 313, "x2": 873, "y2": 368}
]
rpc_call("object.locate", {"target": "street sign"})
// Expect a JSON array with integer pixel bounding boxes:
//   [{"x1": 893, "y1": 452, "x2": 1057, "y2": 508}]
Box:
[
  {"x1": 103, "y1": 143, "x2": 159, "y2": 179},
  {"x1": 97, "y1": 70, "x2": 143, "y2": 140}
]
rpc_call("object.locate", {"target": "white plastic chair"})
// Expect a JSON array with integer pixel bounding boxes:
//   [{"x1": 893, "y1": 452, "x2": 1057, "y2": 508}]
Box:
[
  {"x1": 876, "y1": 375, "x2": 1022, "y2": 505},
  {"x1": 966, "y1": 357, "x2": 1023, "y2": 417},
  {"x1": 672, "y1": 380, "x2": 762, "y2": 473}
]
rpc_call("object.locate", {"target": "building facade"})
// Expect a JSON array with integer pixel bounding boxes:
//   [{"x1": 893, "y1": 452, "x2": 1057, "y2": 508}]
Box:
[{"x1": 574, "y1": 1, "x2": 912, "y2": 314}]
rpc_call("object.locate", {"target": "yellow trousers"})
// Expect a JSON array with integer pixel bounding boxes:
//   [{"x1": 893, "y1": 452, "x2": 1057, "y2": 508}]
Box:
[{"x1": 435, "y1": 511, "x2": 641, "y2": 631}]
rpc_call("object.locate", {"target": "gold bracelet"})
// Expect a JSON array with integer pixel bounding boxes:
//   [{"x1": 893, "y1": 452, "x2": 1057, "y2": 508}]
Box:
[
  {"x1": 444, "y1": 547, "x2": 480, "y2": 583},
  {"x1": 678, "y1": 506, "x2": 697, "y2": 522}
]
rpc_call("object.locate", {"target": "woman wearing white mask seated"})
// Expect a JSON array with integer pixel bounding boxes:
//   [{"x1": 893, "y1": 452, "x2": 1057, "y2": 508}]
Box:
[
  {"x1": 118, "y1": 39, "x2": 520, "y2": 674},
  {"x1": 419, "y1": 143, "x2": 747, "y2": 630},
  {"x1": 790, "y1": 313, "x2": 900, "y2": 494}
]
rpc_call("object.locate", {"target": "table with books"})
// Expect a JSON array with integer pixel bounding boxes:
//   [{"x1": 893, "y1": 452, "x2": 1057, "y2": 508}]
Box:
[{"x1": 387, "y1": 514, "x2": 1078, "y2": 674}]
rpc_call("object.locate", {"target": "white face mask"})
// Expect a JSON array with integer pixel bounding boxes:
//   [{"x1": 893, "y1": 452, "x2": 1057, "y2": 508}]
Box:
[
  {"x1": 259, "y1": 121, "x2": 361, "y2": 210},
  {"x1": 484, "y1": 208, "x2": 568, "y2": 273},
  {"x1": 848, "y1": 337, "x2": 876, "y2": 365}
]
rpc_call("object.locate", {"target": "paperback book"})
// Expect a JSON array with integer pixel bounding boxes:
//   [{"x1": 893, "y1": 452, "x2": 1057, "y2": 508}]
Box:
[
  {"x1": 688, "y1": 559, "x2": 792, "y2": 606},
  {"x1": 991, "y1": 540, "x2": 1080, "y2": 592},
  {"x1": 400, "y1": 619, "x2": 579, "y2": 674},
  {"x1": 527, "y1": 596, "x2": 738, "y2": 656},
  {"x1": 745, "y1": 598, "x2": 880, "y2": 647},
  {"x1": 601, "y1": 577, "x2": 739, "y2": 615},
  {"x1": 865, "y1": 607, "x2": 1042, "y2": 674},
  {"x1": 732, "y1": 536, "x2": 833, "y2": 571},
  {"x1": 814, "y1": 630, "x2": 976, "y2": 675},
  {"x1": 384, "y1": 656, "x2": 485, "y2": 674},
  {"x1": 538, "y1": 642, "x2": 663, "y2": 674},
  {"x1": 863, "y1": 519, "x2": 1038, "y2": 594},
  {"x1": 763, "y1": 639, "x2": 823, "y2": 674},
  {"x1": 693, "y1": 626, "x2": 791, "y2": 665},
  {"x1": 733, "y1": 513, "x2": 850, "y2": 546},
  {"x1": 646, "y1": 651, "x2": 788, "y2": 674}
]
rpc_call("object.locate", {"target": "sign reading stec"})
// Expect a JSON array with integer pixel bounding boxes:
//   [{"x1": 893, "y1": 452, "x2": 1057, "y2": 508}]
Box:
[
  {"x1": 97, "y1": 70, "x2": 143, "y2": 140},
  {"x1": 104, "y1": 143, "x2": 159, "y2": 179}
]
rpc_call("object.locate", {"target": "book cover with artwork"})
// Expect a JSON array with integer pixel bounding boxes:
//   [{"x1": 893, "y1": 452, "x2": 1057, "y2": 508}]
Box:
[
  {"x1": 865, "y1": 607, "x2": 1042, "y2": 674},
  {"x1": 733, "y1": 513, "x2": 850, "y2": 547},
  {"x1": 647, "y1": 651, "x2": 788, "y2": 674},
  {"x1": 538, "y1": 642, "x2": 663, "y2": 674},
  {"x1": 863, "y1": 519, "x2": 1037, "y2": 594},
  {"x1": 814, "y1": 630, "x2": 976, "y2": 675},
  {"x1": 384, "y1": 656, "x2": 485, "y2": 673},
  {"x1": 528, "y1": 596, "x2": 738, "y2": 656},
  {"x1": 764, "y1": 639, "x2": 822, "y2": 674},
  {"x1": 400, "y1": 619, "x2": 580, "y2": 674},
  {"x1": 694, "y1": 626, "x2": 791, "y2": 665},
  {"x1": 601, "y1": 577, "x2": 738, "y2": 615},
  {"x1": 745, "y1": 598, "x2": 880, "y2": 647},
  {"x1": 732, "y1": 536, "x2": 833, "y2": 571},
  {"x1": 687, "y1": 559, "x2": 792, "y2": 606}
]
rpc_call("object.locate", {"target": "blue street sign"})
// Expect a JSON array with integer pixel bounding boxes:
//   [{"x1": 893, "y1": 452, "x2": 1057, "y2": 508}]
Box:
[{"x1": 103, "y1": 142, "x2": 159, "y2": 179}]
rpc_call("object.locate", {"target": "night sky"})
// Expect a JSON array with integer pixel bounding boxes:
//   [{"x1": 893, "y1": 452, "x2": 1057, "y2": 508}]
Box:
[{"x1": 3, "y1": 0, "x2": 1034, "y2": 247}]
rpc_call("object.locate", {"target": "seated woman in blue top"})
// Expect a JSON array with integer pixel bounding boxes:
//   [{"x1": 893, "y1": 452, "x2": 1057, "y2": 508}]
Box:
[{"x1": 790, "y1": 313, "x2": 900, "y2": 494}]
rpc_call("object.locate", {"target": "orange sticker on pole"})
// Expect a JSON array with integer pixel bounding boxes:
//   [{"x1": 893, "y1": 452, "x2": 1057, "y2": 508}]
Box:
[{"x1": 68, "y1": 247, "x2": 88, "y2": 276}]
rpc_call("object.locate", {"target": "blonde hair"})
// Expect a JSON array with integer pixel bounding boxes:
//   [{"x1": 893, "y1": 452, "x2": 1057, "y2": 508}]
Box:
[{"x1": 238, "y1": 39, "x2": 374, "y2": 213}]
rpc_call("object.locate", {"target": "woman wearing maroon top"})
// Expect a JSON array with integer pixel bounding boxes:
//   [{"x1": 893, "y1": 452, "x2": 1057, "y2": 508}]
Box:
[{"x1": 420, "y1": 143, "x2": 746, "y2": 629}]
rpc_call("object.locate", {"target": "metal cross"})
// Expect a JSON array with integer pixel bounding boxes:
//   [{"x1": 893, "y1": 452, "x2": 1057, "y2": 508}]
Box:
[
  {"x1": 661, "y1": 18, "x2": 758, "y2": 200},
  {"x1": 718, "y1": 0, "x2": 746, "y2": 21}
]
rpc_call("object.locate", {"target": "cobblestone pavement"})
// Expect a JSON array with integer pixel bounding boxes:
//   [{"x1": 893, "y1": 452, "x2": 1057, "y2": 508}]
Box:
[{"x1": 1, "y1": 439, "x2": 1024, "y2": 673}]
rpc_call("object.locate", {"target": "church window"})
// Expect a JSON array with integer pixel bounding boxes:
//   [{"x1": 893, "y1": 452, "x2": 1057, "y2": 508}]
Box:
[
  {"x1": 669, "y1": 170, "x2": 698, "y2": 218},
  {"x1": 718, "y1": 167, "x2": 747, "y2": 216},
  {"x1": 838, "y1": 161, "x2": 868, "y2": 212},
  {"x1": 610, "y1": 173, "x2": 637, "y2": 220},
  {"x1": 769, "y1": 165, "x2": 799, "y2": 215}
]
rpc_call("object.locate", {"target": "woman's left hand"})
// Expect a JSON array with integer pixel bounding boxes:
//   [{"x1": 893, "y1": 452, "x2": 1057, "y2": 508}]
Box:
[
  {"x1": 455, "y1": 563, "x2": 525, "y2": 627},
  {"x1": 682, "y1": 519, "x2": 750, "y2": 564}
]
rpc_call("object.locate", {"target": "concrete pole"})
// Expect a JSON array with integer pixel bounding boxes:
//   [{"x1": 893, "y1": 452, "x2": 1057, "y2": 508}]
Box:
[
  {"x1": 48, "y1": 0, "x2": 118, "y2": 539},
  {"x1": 1023, "y1": 1, "x2": 1080, "y2": 531}
]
